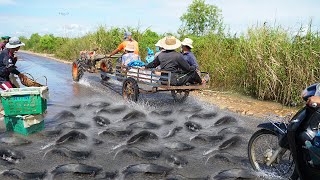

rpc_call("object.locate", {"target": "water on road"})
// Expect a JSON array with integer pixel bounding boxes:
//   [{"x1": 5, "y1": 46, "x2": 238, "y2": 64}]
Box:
[{"x1": 0, "y1": 53, "x2": 285, "y2": 180}]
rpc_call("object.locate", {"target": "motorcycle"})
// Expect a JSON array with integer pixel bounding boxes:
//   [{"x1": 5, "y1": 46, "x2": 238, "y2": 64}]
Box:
[{"x1": 248, "y1": 83, "x2": 320, "y2": 180}]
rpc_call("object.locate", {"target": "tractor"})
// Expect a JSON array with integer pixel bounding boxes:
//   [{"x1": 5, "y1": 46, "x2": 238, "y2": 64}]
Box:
[{"x1": 71, "y1": 48, "x2": 115, "y2": 81}]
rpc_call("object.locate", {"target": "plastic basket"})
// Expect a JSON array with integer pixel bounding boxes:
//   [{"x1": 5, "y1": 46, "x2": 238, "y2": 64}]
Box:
[
  {"x1": 4, "y1": 115, "x2": 45, "y2": 136},
  {"x1": 1, "y1": 87, "x2": 48, "y2": 116}
]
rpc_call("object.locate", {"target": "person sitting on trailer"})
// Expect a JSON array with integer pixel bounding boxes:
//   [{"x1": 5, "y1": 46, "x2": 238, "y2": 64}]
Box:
[
  {"x1": 181, "y1": 38, "x2": 199, "y2": 69},
  {"x1": 145, "y1": 36, "x2": 204, "y2": 86},
  {"x1": 0, "y1": 37, "x2": 25, "y2": 90},
  {"x1": 121, "y1": 43, "x2": 141, "y2": 66}
]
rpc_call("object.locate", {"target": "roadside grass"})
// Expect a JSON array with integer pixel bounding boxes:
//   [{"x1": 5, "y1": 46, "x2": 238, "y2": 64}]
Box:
[{"x1": 19, "y1": 25, "x2": 320, "y2": 106}]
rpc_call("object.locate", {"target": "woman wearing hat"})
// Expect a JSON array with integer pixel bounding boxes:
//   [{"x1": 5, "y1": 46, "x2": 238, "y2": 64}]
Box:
[
  {"x1": 0, "y1": 36, "x2": 10, "y2": 51},
  {"x1": 0, "y1": 37, "x2": 25, "y2": 90},
  {"x1": 145, "y1": 36, "x2": 202, "y2": 86},
  {"x1": 121, "y1": 43, "x2": 140, "y2": 66}
]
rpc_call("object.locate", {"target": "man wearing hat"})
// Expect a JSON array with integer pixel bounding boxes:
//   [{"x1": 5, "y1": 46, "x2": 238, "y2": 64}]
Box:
[
  {"x1": 145, "y1": 36, "x2": 202, "y2": 86},
  {"x1": 0, "y1": 36, "x2": 10, "y2": 51},
  {"x1": 0, "y1": 37, "x2": 25, "y2": 90},
  {"x1": 109, "y1": 32, "x2": 139, "y2": 58},
  {"x1": 181, "y1": 38, "x2": 199, "y2": 69}
]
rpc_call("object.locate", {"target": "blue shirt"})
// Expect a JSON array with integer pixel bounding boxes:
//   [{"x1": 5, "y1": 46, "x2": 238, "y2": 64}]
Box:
[{"x1": 182, "y1": 51, "x2": 198, "y2": 69}]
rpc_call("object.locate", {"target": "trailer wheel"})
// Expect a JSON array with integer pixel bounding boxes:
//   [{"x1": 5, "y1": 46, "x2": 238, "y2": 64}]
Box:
[
  {"x1": 72, "y1": 59, "x2": 85, "y2": 82},
  {"x1": 171, "y1": 90, "x2": 189, "y2": 103},
  {"x1": 122, "y1": 78, "x2": 139, "y2": 102}
]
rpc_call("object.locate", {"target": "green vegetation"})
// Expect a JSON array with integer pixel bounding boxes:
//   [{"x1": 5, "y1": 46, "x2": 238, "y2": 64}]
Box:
[{"x1": 19, "y1": 0, "x2": 320, "y2": 106}]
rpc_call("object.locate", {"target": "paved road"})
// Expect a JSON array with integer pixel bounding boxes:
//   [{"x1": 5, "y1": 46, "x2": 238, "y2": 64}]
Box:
[{"x1": 0, "y1": 52, "x2": 282, "y2": 180}]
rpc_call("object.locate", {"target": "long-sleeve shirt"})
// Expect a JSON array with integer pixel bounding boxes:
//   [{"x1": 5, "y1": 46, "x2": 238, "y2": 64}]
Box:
[
  {"x1": 0, "y1": 49, "x2": 20, "y2": 82},
  {"x1": 182, "y1": 51, "x2": 199, "y2": 69},
  {"x1": 146, "y1": 50, "x2": 196, "y2": 74}
]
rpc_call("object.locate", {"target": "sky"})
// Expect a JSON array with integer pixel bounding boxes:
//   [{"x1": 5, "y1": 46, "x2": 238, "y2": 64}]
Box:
[{"x1": 0, "y1": 0, "x2": 319, "y2": 38}]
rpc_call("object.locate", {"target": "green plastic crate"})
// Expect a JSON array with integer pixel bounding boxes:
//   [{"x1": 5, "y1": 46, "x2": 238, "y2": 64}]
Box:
[
  {"x1": 1, "y1": 87, "x2": 48, "y2": 116},
  {"x1": 4, "y1": 115, "x2": 45, "y2": 136}
]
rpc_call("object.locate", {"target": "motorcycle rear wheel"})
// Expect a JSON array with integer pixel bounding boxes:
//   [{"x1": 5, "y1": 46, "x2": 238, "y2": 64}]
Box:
[{"x1": 248, "y1": 129, "x2": 297, "y2": 179}]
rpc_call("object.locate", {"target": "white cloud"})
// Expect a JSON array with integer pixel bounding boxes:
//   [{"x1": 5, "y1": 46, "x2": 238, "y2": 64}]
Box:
[{"x1": 0, "y1": 0, "x2": 16, "y2": 5}]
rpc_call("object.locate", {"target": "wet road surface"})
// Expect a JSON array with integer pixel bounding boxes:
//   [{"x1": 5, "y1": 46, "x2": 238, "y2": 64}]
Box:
[{"x1": 0, "y1": 53, "x2": 285, "y2": 179}]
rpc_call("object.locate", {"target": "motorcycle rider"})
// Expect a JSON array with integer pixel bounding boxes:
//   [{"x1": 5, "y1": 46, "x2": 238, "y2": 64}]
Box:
[
  {"x1": 0, "y1": 37, "x2": 25, "y2": 90},
  {"x1": 108, "y1": 32, "x2": 139, "y2": 57}
]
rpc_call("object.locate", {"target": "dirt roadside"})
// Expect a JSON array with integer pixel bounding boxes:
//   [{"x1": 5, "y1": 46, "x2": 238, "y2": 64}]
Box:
[{"x1": 19, "y1": 50, "x2": 299, "y2": 118}]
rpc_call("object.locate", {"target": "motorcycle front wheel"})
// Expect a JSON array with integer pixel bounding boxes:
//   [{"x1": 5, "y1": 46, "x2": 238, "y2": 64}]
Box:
[{"x1": 248, "y1": 129, "x2": 297, "y2": 179}]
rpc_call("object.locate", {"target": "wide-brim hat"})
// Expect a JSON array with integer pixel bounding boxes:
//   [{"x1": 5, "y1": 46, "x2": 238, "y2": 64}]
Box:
[
  {"x1": 5, "y1": 37, "x2": 25, "y2": 49},
  {"x1": 160, "y1": 36, "x2": 181, "y2": 50},
  {"x1": 1, "y1": 36, "x2": 10, "y2": 40},
  {"x1": 155, "y1": 38, "x2": 164, "y2": 48},
  {"x1": 124, "y1": 43, "x2": 135, "y2": 52},
  {"x1": 181, "y1": 38, "x2": 194, "y2": 49}
]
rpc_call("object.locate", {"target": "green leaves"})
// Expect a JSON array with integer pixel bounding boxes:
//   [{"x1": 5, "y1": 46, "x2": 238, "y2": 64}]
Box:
[{"x1": 180, "y1": 0, "x2": 223, "y2": 36}]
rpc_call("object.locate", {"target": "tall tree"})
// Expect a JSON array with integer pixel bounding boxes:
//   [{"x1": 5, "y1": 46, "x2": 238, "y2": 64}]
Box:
[{"x1": 180, "y1": 0, "x2": 223, "y2": 36}]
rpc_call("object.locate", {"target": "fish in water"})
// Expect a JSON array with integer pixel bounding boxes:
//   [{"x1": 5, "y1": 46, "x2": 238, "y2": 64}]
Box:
[
  {"x1": 161, "y1": 119, "x2": 175, "y2": 125},
  {"x1": 0, "y1": 148, "x2": 25, "y2": 164},
  {"x1": 92, "y1": 138, "x2": 104, "y2": 145},
  {"x1": 122, "y1": 110, "x2": 146, "y2": 121},
  {"x1": 115, "y1": 147, "x2": 161, "y2": 160},
  {"x1": 70, "y1": 104, "x2": 81, "y2": 110},
  {"x1": 184, "y1": 121, "x2": 202, "y2": 132},
  {"x1": 122, "y1": 163, "x2": 173, "y2": 176},
  {"x1": 166, "y1": 175, "x2": 210, "y2": 180},
  {"x1": 93, "y1": 116, "x2": 111, "y2": 127},
  {"x1": 219, "y1": 136, "x2": 242, "y2": 150},
  {"x1": 55, "y1": 130, "x2": 87, "y2": 145},
  {"x1": 213, "y1": 168, "x2": 260, "y2": 180},
  {"x1": 188, "y1": 112, "x2": 217, "y2": 120},
  {"x1": 51, "y1": 163, "x2": 102, "y2": 177},
  {"x1": 206, "y1": 152, "x2": 246, "y2": 165},
  {"x1": 190, "y1": 134, "x2": 224, "y2": 143},
  {"x1": 42, "y1": 129, "x2": 62, "y2": 137},
  {"x1": 56, "y1": 121, "x2": 90, "y2": 130},
  {"x1": 96, "y1": 171, "x2": 118, "y2": 179},
  {"x1": 96, "y1": 105, "x2": 127, "y2": 114},
  {"x1": 0, "y1": 136, "x2": 31, "y2": 146},
  {"x1": 44, "y1": 147, "x2": 91, "y2": 160},
  {"x1": 150, "y1": 110, "x2": 173, "y2": 116},
  {"x1": 164, "y1": 142, "x2": 195, "y2": 151},
  {"x1": 165, "y1": 153, "x2": 188, "y2": 167},
  {"x1": 86, "y1": 101, "x2": 110, "y2": 108},
  {"x1": 127, "y1": 121, "x2": 160, "y2": 130},
  {"x1": 214, "y1": 116, "x2": 237, "y2": 127},
  {"x1": 2, "y1": 168, "x2": 47, "y2": 179},
  {"x1": 179, "y1": 106, "x2": 203, "y2": 113},
  {"x1": 127, "y1": 130, "x2": 158, "y2": 145},
  {"x1": 217, "y1": 126, "x2": 247, "y2": 136},
  {"x1": 99, "y1": 128, "x2": 133, "y2": 137},
  {"x1": 52, "y1": 110, "x2": 75, "y2": 121},
  {"x1": 163, "y1": 126, "x2": 183, "y2": 139}
]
